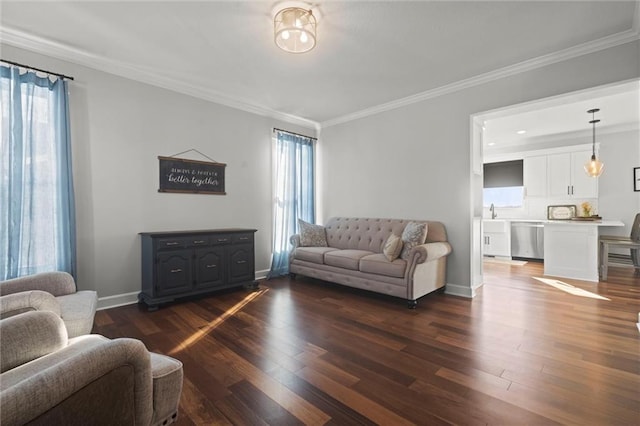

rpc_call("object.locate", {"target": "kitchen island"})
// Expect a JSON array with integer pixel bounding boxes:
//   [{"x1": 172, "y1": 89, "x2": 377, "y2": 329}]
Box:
[{"x1": 544, "y1": 220, "x2": 624, "y2": 282}]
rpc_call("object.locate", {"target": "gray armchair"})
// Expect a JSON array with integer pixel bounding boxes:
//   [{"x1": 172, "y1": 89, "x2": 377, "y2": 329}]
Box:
[
  {"x1": 0, "y1": 310, "x2": 183, "y2": 425},
  {"x1": 0, "y1": 271, "x2": 97, "y2": 337}
]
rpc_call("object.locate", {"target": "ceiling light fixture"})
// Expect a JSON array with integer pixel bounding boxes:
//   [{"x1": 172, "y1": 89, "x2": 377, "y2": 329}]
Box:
[
  {"x1": 274, "y1": 4, "x2": 317, "y2": 54},
  {"x1": 584, "y1": 108, "x2": 604, "y2": 177},
  {"x1": 516, "y1": 130, "x2": 527, "y2": 135}
]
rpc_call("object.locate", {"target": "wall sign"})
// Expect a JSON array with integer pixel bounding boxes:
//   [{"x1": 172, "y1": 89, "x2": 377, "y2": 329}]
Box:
[{"x1": 158, "y1": 156, "x2": 226, "y2": 195}]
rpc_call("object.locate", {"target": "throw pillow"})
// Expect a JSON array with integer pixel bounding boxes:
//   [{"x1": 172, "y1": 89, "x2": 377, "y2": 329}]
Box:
[
  {"x1": 298, "y1": 219, "x2": 328, "y2": 247},
  {"x1": 383, "y1": 233, "x2": 403, "y2": 262},
  {"x1": 400, "y1": 221, "x2": 428, "y2": 260}
]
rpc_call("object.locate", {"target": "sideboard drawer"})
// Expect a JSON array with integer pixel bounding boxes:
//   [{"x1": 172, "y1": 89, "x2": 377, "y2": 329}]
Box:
[
  {"x1": 232, "y1": 233, "x2": 254, "y2": 244},
  {"x1": 156, "y1": 238, "x2": 188, "y2": 249},
  {"x1": 211, "y1": 234, "x2": 233, "y2": 245}
]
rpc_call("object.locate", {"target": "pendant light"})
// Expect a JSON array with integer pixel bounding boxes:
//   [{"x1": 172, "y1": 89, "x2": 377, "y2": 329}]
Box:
[{"x1": 584, "y1": 108, "x2": 604, "y2": 177}]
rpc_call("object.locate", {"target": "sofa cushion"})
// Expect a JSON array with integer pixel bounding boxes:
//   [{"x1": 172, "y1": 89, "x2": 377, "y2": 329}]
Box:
[
  {"x1": 298, "y1": 219, "x2": 328, "y2": 247},
  {"x1": 400, "y1": 222, "x2": 428, "y2": 260},
  {"x1": 359, "y1": 254, "x2": 407, "y2": 278},
  {"x1": 294, "y1": 247, "x2": 339, "y2": 264},
  {"x1": 382, "y1": 233, "x2": 403, "y2": 261},
  {"x1": 324, "y1": 250, "x2": 374, "y2": 270}
]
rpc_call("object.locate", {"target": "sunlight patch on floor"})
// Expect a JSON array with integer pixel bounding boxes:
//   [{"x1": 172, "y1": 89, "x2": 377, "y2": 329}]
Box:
[
  {"x1": 532, "y1": 277, "x2": 610, "y2": 300},
  {"x1": 483, "y1": 258, "x2": 528, "y2": 266},
  {"x1": 169, "y1": 288, "x2": 268, "y2": 355}
]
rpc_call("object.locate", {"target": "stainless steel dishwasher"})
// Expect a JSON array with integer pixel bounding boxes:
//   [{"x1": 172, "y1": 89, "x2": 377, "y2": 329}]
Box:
[{"x1": 511, "y1": 222, "x2": 544, "y2": 260}]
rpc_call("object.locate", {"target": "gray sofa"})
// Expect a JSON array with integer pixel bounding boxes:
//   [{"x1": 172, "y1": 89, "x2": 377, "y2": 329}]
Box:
[
  {"x1": 289, "y1": 217, "x2": 452, "y2": 307},
  {"x1": 0, "y1": 310, "x2": 183, "y2": 425}
]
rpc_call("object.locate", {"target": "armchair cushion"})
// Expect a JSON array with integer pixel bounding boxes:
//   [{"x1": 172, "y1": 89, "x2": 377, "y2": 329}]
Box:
[{"x1": 57, "y1": 291, "x2": 98, "y2": 337}]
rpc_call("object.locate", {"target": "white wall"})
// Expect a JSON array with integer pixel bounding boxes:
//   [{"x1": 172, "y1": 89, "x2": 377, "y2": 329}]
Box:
[
  {"x1": 2, "y1": 45, "x2": 315, "y2": 306},
  {"x1": 598, "y1": 129, "x2": 640, "y2": 238},
  {"x1": 319, "y1": 41, "x2": 640, "y2": 296}
]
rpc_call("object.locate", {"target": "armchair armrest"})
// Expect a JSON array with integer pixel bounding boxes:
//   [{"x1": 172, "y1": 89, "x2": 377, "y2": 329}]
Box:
[
  {"x1": 0, "y1": 291, "x2": 61, "y2": 320},
  {"x1": 410, "y1": 242, "x2": 452, "y2": 264},
  {"x1": 0, "y1": 272, "x2": 76, "y2": 297},
  {"x1": 0, "y1": 311, "x2": 68, "y2": 373}
]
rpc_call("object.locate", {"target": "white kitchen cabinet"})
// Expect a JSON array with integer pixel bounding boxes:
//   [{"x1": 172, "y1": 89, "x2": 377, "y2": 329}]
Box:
[
  {"x1": 523, "y1": 155, "x2": 547, "y2": 197},
  {"x1": 547, "y1": 150, "x2": 598, "y2": 198},
  {"x1": 482, "y1": 220, "x2": 510, "y2": 257}
]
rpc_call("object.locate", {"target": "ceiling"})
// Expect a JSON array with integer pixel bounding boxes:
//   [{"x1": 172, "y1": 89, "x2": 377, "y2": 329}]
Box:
[
  {"x1": 1, "y1": 1, "x2": 639, "y2": 127},
  {"x1": 483, "y1": 81, "x2": 640, "y2": 153}
]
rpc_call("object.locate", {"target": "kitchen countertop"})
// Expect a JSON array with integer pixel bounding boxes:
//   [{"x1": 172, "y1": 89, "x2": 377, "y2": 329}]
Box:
[{"x1": 484, "y1": 218, "x2": 624, "y2": 226}]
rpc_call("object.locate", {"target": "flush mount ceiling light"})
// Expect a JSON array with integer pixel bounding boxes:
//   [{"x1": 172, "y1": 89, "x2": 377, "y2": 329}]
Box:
[
  {"x1": 584, "y1": 108, "x2": 604, "y2": 177},
  {"x1": 274, "y1": 3, "x2": 317, "y2": 54}
]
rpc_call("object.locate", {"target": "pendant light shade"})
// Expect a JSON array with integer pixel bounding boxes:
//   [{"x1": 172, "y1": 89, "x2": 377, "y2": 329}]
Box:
[
  {"x1": 274, "y1": 6, "x2": 316, "y2": 54},
  {"x1": 584, "y1": 108, "x2": 604, "y2": 177}
]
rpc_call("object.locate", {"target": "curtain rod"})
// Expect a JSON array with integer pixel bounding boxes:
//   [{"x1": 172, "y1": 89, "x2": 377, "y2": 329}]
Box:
[
  {"x1": 273, "y1": 127, "x2": 317, "y2": 141},
  {"x1": 1, "y1": 59, "x2": 75, "y2": 81}
]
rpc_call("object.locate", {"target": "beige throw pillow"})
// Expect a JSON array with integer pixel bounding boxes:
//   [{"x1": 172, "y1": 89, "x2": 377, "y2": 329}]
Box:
[
  {"x1": 298, "y1": 219, "x2": 328, "y2": 247},
  {"x1": 383, "y1": 233, "x2": 403, "y2": 261},
  {"x1": 400, "y1": 222, "x2": 428, "y2": 260}
]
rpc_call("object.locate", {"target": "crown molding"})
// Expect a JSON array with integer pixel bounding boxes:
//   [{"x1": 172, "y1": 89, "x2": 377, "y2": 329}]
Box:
[
  {"x1": 321, "y1": 27, "x2": 640, "y2": 128},
  {"x1": 0, "y1": 26, "x2": 319, "y2": 131}
]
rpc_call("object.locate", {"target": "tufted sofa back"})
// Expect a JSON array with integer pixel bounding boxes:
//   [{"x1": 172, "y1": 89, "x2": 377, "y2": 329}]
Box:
[{"x1": 324, "y1": 217, "x2": 448, "y2": 252}]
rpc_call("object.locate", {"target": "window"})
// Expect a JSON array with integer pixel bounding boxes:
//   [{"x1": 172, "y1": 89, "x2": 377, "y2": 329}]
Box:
[
  {"x1": 483, "y1": 159, "x2": 524, "y2": 208},
  {"x1": 483, "y1": 187, "x2": 524, "y2": 207},
  {"x1": 0, "y1": 65, "x2": 76, "y2": 280}
]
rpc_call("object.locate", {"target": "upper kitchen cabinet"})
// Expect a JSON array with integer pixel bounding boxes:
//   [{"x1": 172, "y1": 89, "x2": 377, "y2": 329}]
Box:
[
  {"x1": 523, "y1": 155, "x2": 547, "y2": 197},
  {"x1": 547, "y1": 150, "x2": 598, "y2": 198}
]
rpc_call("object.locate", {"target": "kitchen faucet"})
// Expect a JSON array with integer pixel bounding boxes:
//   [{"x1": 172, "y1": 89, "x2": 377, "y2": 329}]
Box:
[{"x1": 490, "y1": 203, "x2": 497, "y2": 219}]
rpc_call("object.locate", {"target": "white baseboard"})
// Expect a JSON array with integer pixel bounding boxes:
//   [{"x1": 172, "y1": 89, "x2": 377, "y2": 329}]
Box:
[
  {"x1": 97, "y1": 272, "x2": 269, "y2": 311},
  {"x1": 444, "y1": 282, "x2": 476, "y2": 298},
  {"x1": 97, "y1": 291, "x2": 139, "y2": 311}
]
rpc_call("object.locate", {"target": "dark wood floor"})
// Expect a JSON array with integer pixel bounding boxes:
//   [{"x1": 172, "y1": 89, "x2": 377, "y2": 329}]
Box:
[{"x1": 94, "y1": 263, "x2": 640, "y2": 425}]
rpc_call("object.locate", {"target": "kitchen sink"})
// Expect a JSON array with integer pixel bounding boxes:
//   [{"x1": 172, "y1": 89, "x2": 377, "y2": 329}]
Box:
[{"x1": 483, "y1": 219, "x2": 508, "y2": 233}]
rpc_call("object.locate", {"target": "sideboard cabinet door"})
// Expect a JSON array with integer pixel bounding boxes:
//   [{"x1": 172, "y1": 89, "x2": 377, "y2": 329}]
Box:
[
  {"x1": 228, "y1": 244, "x2": 255, "y2": 283},
  {"x1": 155, "y1": 250, "x2": 193, "y2": 296},
  {"x1": 194, "y1": 246, "x2": 225, "y2": 290}
]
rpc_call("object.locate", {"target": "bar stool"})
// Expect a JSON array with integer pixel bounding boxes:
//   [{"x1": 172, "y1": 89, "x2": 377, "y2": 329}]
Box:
[{"x1": 599, "y1": 213, "x2": 640, "y2": 281}]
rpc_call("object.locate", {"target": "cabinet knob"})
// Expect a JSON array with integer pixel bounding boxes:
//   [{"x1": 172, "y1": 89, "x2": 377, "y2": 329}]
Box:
[
  {"x1": 170, "y1": 268, "x2": 182, "y2": 273},
  {"x1": 193, "y1": 240, "x2": 206, "y2": 244},
  {"x1": 237, "y1": 260, "x2": 247, "y2": 264},
  {"x1": 239, "y1": 237, "x2": 249, "y2": 240},
  {"x1": 218, "y1": 238, "x2": 228, "y2": 242},
  {"x1": 206, "y1": 264, "x2": 217, "y2": 268},
  {"x1": 166, "y1": 242, "x2": 179, "y2": 246}
]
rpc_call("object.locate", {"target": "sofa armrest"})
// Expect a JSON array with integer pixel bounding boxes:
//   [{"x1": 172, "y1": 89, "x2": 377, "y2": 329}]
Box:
[
  {"x1": 290, "y1": 234, "x2": 301, "y2": 249},
  {"x1": 411, "y1": 242, "x2": 452, "y2": 264},
  {"x1": 0, "y1": 311, "x2": 68, "y2": 373},
  {"x1": 0, "y1": 337, "x2": 153, "y2": 426},
  {"x1": 0, "y1": 291, "x2": 61, "y2": 320},
  {"x1": 0, "y1": 272, "x2": 76, "y2": 297}
]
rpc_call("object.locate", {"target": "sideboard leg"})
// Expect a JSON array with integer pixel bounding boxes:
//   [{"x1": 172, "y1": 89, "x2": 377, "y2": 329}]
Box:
[{"x1": 407, "y1": 299, "x2": 417, "y2": 309}]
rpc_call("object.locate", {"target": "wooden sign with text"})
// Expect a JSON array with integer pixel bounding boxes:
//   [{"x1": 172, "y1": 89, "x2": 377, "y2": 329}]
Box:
[{"x1": 158, "y1": 156, "x2": 226, "y2": 195}]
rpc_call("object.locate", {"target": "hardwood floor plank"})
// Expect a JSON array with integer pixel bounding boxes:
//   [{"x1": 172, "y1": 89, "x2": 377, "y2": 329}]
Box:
[{"x1": 296, "y1": 366, "x2": 416, "y2": 426}]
